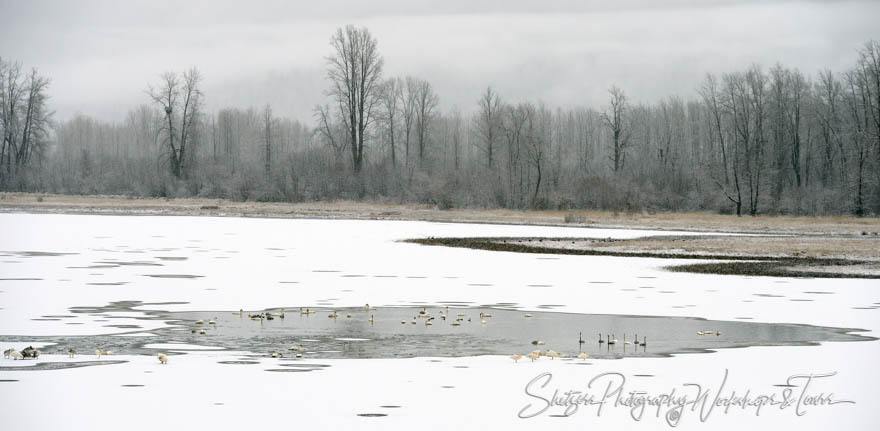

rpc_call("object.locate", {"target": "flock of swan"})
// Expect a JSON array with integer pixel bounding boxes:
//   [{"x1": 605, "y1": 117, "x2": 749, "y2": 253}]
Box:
[
  {"x1": 510, "y1": 332, "x2": 650, "y2": 363},
  {"x1": 2, "y1": 305, "x2": 725, "y2": 367}
]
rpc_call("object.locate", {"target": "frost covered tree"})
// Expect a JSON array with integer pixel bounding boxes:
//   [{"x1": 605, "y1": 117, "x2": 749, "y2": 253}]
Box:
[{"x1": 324, "y1": 25, "x2": 384, "y2": 174}]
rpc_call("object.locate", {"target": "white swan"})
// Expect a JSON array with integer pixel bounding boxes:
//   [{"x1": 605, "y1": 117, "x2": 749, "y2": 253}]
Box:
[
  {"x1": 95, "y1": 349, "x2": 104, "y2": 358},
  {"x1": 511, "y1": 354, "x2": 522, "y2": 363},
  {"x1": 158, "y1": 353, "x2": 168, "y2": 364},
  {"x1": 577, "y1": 352, "x2": 589, "y2": 360},
  {"x1": 328, "y1": 311, "x2": 339, "y2": 318}
]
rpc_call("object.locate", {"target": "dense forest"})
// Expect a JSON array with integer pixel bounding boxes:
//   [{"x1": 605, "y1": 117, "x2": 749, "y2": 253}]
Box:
[{"x1": 2, "y1": 27, "x2": 879, "y2": 216}]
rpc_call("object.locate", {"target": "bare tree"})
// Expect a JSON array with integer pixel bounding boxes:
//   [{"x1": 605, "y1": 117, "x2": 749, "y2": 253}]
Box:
[
  {"x1": 324, "y1": 25, "x2": 384, "y2": 174},
  {"x1": 745, "y1": 65, "x2": 767, "y2": 216},
  {"x1": 448, "y1": 107, "x2": 463, "y2": 171},
  {"x1": 524, "y1": 103, "x2": 551, "y2": 204},
  {"x1": 814, "y1": 69, "x2": 843, "y2": 186},
  {"x1": 700, "y1": 74, "x2": 729, "y2": 184},
  {"x1": 474, "y1": 86, "x2": 502, "y2": 168},
  {"x1": 147, "y1": 68, "x2": 202, "y2": 178},
  {"x1": 788, "y1": 69, "x2": 808, "y2": 188},
  {"x1": 0, "y1": 59, "x2": 52, "y2": 186},
  {"x1": 501, "y1": 103, "x2": 528, "y2": 206},
  {"x1": 601, "y1": 86, "x2": 630, "y2": 173},
  {"x1": 263, "y1": 104, "x2": 273, "y2": 174},
  {"x1": 842, "y1": 69, "x2": 870, "y2": 215},
  {"x1": 719, "y1": 72, "x2": 747, "y2": 216},
  {"x1": 401, "y1": 77, "x2": 418, "y2": 166},
  {"x1": 414, "y1": 79, "x2": 439, "y2": 164},
  {"x1": 378, "y1": 78, "x2": 401, "y2": 166},
  {"x1": 313, "y1": 104, "x2": 345, "y2": 159}
]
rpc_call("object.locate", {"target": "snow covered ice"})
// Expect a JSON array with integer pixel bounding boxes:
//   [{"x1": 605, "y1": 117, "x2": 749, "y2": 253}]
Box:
[{"x1": 1, "y1": 213, "x2": 878, "y2": 429}]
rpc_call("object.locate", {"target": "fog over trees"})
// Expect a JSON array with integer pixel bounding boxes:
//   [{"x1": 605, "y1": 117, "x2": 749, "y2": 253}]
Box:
[{"x1": 1, "y1": 30, "x2": 879, "y2": 216}]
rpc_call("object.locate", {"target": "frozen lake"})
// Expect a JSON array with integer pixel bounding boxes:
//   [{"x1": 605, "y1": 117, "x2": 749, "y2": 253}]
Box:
[{"x1": 1, "y1": 213, "x2": 878, "y2": 429}]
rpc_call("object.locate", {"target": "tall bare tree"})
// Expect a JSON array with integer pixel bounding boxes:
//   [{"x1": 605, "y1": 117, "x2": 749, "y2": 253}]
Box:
[
  {"x1": 700, "y1": 74, "x2": 729, "y2": 184},
  {"x1": 325, "y1": 25, "x2": 384, "y2": 174},
  {"x1": 147, "y1": 68, "x2": 202, "y2": 178},
  {"x1": 0, "y1": 58, "x2": 52, "y2": 186},
  {"x1": 263, "y1": 104, "x2": 273, "y2": 174},
  {"x1": 378, "y1": 78, "x2": 401, "y2": 166},
  {"x1": 601, "y1": 86, "x2": 630, "y2": 173},
  {"x1": 524, "y1": 103, "x2": 551, "y2": 204},
  {"x1": 413, "y1": 78, "x2": 438, "y2": 164},
  {"x1": 474, "y1": 86, "x2": 502, "y2": 168}
]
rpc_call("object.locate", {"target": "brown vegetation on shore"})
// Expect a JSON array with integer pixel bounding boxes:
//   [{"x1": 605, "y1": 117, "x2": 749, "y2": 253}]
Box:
[
  {"x1": 2, "y1": 192, "x2": 879, "y2": 235},
  {"x1": 406, "y1": 236, "x2": 880, "y2": 278}
]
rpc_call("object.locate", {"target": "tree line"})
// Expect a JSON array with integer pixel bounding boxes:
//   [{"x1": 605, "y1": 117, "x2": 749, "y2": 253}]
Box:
[{"x1": 2, "y1": 29, "x2": 879, "y2": 216}]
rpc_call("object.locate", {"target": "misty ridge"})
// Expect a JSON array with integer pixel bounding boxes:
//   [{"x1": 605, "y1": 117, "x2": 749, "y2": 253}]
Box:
[{"x1": 1, "y1": 26, "x2": 879, "y2": 217}]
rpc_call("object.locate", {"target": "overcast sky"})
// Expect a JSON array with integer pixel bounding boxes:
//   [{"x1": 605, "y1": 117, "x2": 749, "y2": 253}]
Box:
[{"x1": 1, "y1": 0, "x2": 878, "y2": 123}]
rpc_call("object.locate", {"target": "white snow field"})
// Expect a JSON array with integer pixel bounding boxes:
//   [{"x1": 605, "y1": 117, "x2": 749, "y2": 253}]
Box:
[{"x1": 0, "y1": 213, "x2": 878, "y2": 429}]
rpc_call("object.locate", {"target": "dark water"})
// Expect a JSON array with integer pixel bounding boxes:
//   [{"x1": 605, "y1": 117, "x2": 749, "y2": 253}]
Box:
[{"x1": 0, "y1": 301, "x2": 873, "y2": 370}]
